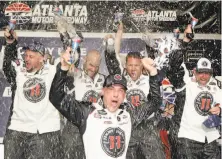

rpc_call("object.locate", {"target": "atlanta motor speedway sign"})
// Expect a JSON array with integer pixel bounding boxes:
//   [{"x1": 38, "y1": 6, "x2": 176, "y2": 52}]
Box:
[
  {"x1": 4, "y1": 2, "x2": 88, "y2": 24},
  {"x1": 0, "y1": 1, "x2": 220, "y2": 33}
]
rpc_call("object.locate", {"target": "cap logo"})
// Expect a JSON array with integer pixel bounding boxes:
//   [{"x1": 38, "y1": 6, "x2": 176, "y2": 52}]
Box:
[
  {"x1": 202, "y1": 61, "x2": 208, "y2": 67},
  {"x1": 114, "y1": 74, "x2": 122, "y2": 80}
]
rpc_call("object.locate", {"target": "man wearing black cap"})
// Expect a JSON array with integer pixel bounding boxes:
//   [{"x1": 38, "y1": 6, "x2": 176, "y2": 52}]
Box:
[
  {"x1": 3, "y1": 29, "x2": 61, "y2": 158},
  {"x1": 104, "y1": 23, "x2": 165, "y2": 159},
  {"x1": 49, "y1": 49, "x2": 161, "y2": 159},
  {"x1": 167, "y1": 51, "x2": 221, "y2": 158}
]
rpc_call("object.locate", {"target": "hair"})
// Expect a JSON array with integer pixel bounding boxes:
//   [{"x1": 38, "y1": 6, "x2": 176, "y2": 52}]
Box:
[{"x1": 125, "y1": 52, "x2": 142, "y2": 63}]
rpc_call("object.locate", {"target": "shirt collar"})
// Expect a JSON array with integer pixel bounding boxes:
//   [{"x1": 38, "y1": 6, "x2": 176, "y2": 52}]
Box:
[
  {"x1": 81, "y1": 71, "x2": 100, "y2": 83},
  {"x1": 125, "y1": 74, "x2": 145, "y2": 83}
]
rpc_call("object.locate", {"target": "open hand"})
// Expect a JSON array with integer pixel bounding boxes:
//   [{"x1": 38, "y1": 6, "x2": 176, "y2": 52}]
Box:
[{"x1": 209, "y1": 105, "x2": 221, "y2": 115}]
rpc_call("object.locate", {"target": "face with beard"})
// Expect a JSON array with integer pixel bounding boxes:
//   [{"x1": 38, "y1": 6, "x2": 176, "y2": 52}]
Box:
[
  {"x1": 24, "y1": 50, "x2": 44, "y2": 73},
  {"x1": 83, "y1": 50, "x2": 101, "y2": 79},
  {"x1": 126, "y1": 57, "x2": 143, "y2": 81},
  {"x1": 193, "y1": 69, "x2": 212, "y2": 86}
]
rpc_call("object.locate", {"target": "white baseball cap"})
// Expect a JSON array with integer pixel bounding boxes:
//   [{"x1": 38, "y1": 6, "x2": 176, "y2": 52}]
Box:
[{"x1": 196, "y1": 58, "x2": 213, "y2": 73}]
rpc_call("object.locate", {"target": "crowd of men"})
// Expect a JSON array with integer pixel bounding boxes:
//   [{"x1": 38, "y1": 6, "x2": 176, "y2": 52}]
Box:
[{"x1": 1, "y1": 20, "x2": 221, "y2": 159}]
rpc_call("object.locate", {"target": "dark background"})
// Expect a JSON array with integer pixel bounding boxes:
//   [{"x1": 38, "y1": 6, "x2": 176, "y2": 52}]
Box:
[{"x1": 0, "y1": 1, "x2": 221, "y2": 33}]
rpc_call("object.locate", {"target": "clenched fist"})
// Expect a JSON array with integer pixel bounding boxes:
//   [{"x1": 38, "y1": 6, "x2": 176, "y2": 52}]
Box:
[
  {"x1": 60, "y1": 47, "x2": 72, "y2": 71},
  {"x1": 141, "y1": 57, "x2": 157, "y2": 76},
  {"x1": 4, "y1": 27, "x2": 17, "y2": 44}
]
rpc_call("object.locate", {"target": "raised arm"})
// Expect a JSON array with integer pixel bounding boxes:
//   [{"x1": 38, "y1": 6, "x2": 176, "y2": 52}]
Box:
[
  {"x1": 49, "y1": 50, "x2": 94, "y2": 129},
  {"x1": 114, "y1": 22, "x2": 123, "y2": 55},
  {"x1": 104, "y1": 23, "x2": 124, "y2": 75},
  {"x1": 166, "y1": 24, "x2": 194, "y2": 90},
  {"x1": 130, "y1": 58, "x2": 161, "y2": 127},
  {"x1": 166, "y1": 49, "x2": 185, "y2": 90},
  {"x1": 3, "y1": 29, "x2": 18, "y2": 91},
  {"x1": 142, "y1": 34, "x2": 157, "y2": 60}
]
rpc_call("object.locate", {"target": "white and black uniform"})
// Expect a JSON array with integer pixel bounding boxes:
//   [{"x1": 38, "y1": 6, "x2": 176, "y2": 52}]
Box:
[
  {"x1": 124, "y1": 74, "x2": 164, "y2": 159},
  {"x1": 74, "y1": 70, "x2": 105, "y2": 103},
  {"x1": 9, "y1": 63, "x2": 60, "y2": 133},
  {"x1": 104, "y1": 49, "x2": 165, "y2": 159},
  {"x1": 49, "y1": 66, "x2": 161, "y2": 159},
  {"x1": 61, "y1": 69, "x2": 105, "y2": 159},
  {"x1": 125, "y1": 74, "x2": 150, "y2": 107},
  {"x1": 178, "y1": 78, "x2": 221, "y2": 143},
  {"x1": 3, "y1": 40, "x2": 61, "y2": 159},
  {"x1": 3, "y1": 43, "x2": 60, "y2": 133},
  {"x1": 167, "y1": 51, "x2": 221, "y2": 159},
  {"x1": 83, "y1": 106, "x2": 131, "y2": 159}
]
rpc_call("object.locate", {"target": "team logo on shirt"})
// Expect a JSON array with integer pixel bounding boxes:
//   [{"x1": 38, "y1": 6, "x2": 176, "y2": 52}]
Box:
[
  {"x1": 194, "y1": 91, "x2": 214, "y2": 116},
  {"x1": 101, "y1": 127, "x2": 125, "y2": 157},
  {"x1": 23, "y1": 78, "x2": 46, "y2": 103},
  {"x1": 82, "y1": 90, "x2": 100, "y2": 103},
  {"x1": 97, "y1": 78, "x2": 103, "y2": 82},
  {"x1": 126, "y1": 89, "x2": 146, "y2": 107}
]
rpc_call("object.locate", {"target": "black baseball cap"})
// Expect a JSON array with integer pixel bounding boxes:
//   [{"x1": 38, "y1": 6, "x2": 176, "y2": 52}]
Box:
[
  {"x1": 22, "y1": 41, "x2": 46, "y2": 56},
  {"x1": 103, "y1": 74, "x2": 127, "y2": 90}
]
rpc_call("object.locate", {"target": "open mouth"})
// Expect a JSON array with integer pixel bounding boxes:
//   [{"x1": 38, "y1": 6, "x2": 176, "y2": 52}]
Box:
[
  {"x1": 131, "y1": 72, "x2": 136, "y2": 77},
  {"x1": 25, "y1": 62, "x2": 30, "y2": 67},
  {"x1": 111, "y1": 100, "x2": 118, "y2": 105}
]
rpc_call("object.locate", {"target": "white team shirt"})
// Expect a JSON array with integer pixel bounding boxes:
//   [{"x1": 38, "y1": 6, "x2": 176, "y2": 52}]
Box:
[
  {"x1": 83, "y1": 105, "x2": 131, "y2": 159},
  {"x1": 125, "y1": 74, "x2": 150, "y2": 107},
  {"x1": 178, "y1": 78, "x2": 221, "y2": 143},
  {"x1": 9, "y1": 62, "x2": 60, "y2": 134},
  {"x1": 74, "y1": 70, "x2": 105, "y2": 104}
]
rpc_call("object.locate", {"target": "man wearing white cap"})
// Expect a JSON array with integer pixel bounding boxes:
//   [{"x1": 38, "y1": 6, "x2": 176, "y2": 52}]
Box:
[{"x1": 167, "y1": 52, "x2": 221, "y2": 158}]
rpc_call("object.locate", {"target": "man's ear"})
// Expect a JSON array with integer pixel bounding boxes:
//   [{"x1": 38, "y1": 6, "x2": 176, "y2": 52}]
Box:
[
  {"x1": 39, "y1": 55, "x2": 44, "y2": 63},
  {"x1": 192, "y1": 68, "x2": 197, "y2": 75},
  {"x1": 82, "y1": 56, "x2": 86, "y2": 63},
  {"x1": 191, "y1": 68, "x2": 197, "y2": 82},
  {"x1": 100, "y1": 89, "x2": 104, "y2": 97}
]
